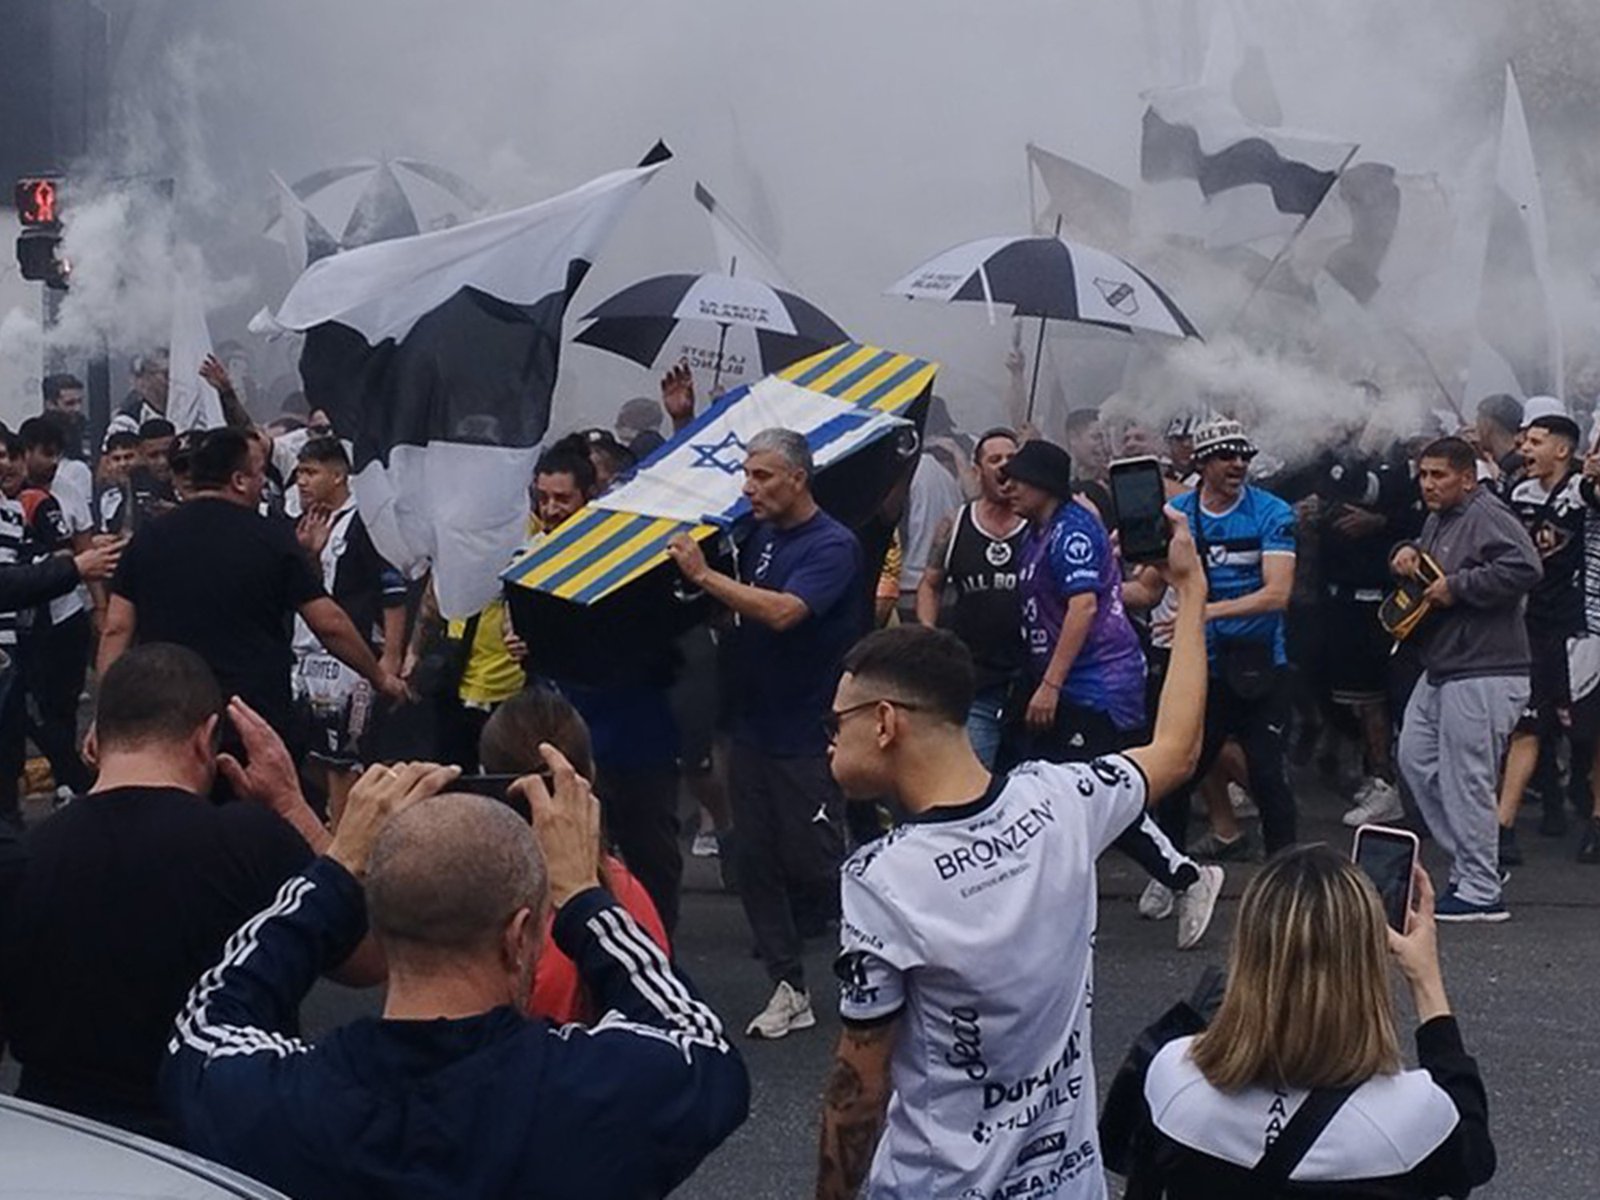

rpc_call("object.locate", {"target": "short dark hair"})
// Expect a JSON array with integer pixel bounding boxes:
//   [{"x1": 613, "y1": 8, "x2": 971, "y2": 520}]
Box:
[
  {"x1": 1527, "y1": 415, "x2": 1581, "y2": 449},
  {"x1": 297, "y1": 436, "x2": 350, "y2": 470},
  {"x1": 188, "y1": 427, "x2": 254, "y2": 491},
  {"x1": 972, "y1": 426, "x2": 1019, "y2": 462},
  {"x1": 1476, "y1": 393, "x2": 1523, "y2": 436},
  {"x1": 2, "y1": 433, "x2": 23, "y2": 459},
  {"x1": 104, "y1": 431, "x2": 141, "y2": 454},
  {"x1": 841, "y1": 626, "x2": 975, "y2": 727},
  {"x1": 42, "y1": 373, "x2": 83, "y2": 403},
  {"x1": 1419, "y1": 436, "x2": 1478, "y2": 474},
  {"x1": 138, "y1": 418, "x2": 176, "y2": 441},
  {"x1": 478, "y1": 686, "x2": 596, "y2": 783},
  {"x1": 534, "y1": 445, "x2": 597, "y2": 496},
  {"x1": 1064, "y1": 408, "x2": 1101, "y2": 438},
  {"x1": 17, "y1": 416, "x2": 64, "y2": 454},
  {"x1": 94, "y1": 644, "x2": 223, "y2": 750}
]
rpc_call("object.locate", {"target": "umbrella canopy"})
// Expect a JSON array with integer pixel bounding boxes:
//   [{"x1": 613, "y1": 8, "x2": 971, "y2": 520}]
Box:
[
  {"x1": 573, "y1": 272, "x2": 848, "y2": 394},
  {"x1": 264, "y1": 158, "x2": 488, "y2": 255},
  {"x1": 504, "y1": 342, "x2": 935, "y2": 686},
  {"x1": 887, "y1": 235, "x2": 1200, "y2": 339}
]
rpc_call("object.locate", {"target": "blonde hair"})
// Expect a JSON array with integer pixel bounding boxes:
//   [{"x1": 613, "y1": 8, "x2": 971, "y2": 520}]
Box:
[{"x1": 1189, "y1": 846, "x2": 1402, "y2": 1091}]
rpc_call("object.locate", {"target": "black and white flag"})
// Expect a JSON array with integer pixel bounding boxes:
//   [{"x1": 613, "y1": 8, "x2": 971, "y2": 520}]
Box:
[
  {"x1": 273, "y1": 152, "x2": 668, "y2": 618},
  {"x1": 1140, "y1": 84, "x2": 1354, "y2": 249}
]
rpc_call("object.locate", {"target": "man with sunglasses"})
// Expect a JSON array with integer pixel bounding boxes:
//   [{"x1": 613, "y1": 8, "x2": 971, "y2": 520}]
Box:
[
  {"x1": 815, "y1": 507, "x2": 1211, "y2": 1200},
  {"x1": 1163, "y1": 415, "x2": 1299, "y2": 856}
]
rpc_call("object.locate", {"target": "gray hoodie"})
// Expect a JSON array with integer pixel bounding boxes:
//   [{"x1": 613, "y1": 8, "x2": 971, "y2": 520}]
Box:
[{"x1": 1410, "y1": 485, "x2": 1542, "y2": 683}]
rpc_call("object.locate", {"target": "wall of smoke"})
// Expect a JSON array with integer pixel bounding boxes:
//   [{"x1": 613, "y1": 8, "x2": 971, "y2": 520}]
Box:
[{"x1": 3, "y1": 0, "x2": 1599, "y2": 468}]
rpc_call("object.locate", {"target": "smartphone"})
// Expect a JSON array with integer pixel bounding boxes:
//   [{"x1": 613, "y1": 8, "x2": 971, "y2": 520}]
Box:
[
  {"x1": 1353, "y1": 823, "x2": 1420, "y2": 932},
  {"x1": 452, "y1": 773, "x2": 535, "y2": 820},
  {"x1": 1109, "y1": 456, "x2": 1170, "y2": 563}
]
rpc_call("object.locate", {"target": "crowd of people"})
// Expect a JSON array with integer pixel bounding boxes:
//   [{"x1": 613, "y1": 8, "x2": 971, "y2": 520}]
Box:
[{"x1": 0, "y1": 342, "x2": 1548, "y2": 1197}]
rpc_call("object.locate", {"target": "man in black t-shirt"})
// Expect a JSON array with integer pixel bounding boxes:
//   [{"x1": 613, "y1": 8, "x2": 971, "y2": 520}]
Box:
[
  {"x1": 0, "y1": 644, "x2": 374, "y2": 1142},
  {"x1": 98, "y1": 428, "x2": 407, "y2": 744}
]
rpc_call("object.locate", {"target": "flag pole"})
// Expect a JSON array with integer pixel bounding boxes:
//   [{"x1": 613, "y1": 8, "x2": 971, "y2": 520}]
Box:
[
  {"x1": 1026, "y1": 215, "x2": 1064, "y2": 425},
  {"x1": 1226, "y1": 143, "x2": 1360, "y2": 331},
  {"x1": 712, "y1": 322, "x2": 730, "y2": 393}
]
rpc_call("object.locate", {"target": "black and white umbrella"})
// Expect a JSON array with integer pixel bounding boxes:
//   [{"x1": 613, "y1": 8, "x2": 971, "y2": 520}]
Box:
[
  {"x1": 264, "y1": 158, "x2": 488, "y2": 258},
  {"x1": 573, "y1": 272, "x2": 848, "y2": 394},
  {"x1": 887, "y1": 234, "x2": 1200, "y2": 417}
]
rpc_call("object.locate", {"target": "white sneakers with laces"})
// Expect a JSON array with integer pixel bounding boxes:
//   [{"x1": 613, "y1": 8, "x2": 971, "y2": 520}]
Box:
[
  {"x1": 745, "y1": 981, "x2": 816, "y2": 1039},
  {"x1": 1343, "y1": 778, "x2": 1404, "y2": 827},
  {"x1": 1139, "y1": 867, "x2": 1225, "y2": 951},
  {"x1": 1137, "y1": 879, "x2": 1174, "y2": 921}
]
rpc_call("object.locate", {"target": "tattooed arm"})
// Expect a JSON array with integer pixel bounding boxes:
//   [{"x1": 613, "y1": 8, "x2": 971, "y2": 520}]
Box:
[{"x1": 816, "y1": 1018, "x2": 898, "y2": 1200}]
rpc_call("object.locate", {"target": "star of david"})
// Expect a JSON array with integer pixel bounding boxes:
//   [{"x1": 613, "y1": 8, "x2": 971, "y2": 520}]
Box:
[{"x1": 690, "y1": 431, "x2": 747, "y2": 475}]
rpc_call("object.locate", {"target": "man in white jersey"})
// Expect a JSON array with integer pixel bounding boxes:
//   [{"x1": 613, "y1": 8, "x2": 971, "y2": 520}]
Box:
[{"x1": 815, "y1": 507, "x2": 1209, "y2": 1200}]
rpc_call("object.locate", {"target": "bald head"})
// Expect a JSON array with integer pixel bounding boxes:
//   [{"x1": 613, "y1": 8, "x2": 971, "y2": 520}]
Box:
[{"x1": 366, "y1": 795, "x2": 547, "y2": 959}]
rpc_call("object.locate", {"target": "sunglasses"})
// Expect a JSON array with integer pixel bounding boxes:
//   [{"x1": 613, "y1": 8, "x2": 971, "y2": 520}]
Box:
[{"x1": 823, "y1": 698, "x2": 926, "y2": 742}]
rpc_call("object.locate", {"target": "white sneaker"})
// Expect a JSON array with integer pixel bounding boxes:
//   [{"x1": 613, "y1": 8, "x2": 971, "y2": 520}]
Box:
[
  {"x1": 1226, "y1": 782, "x2": 1258, "y2": 820},
  {"x1": 1342, "y1": 778, "x2": 1404, "y2": 827},
  {"x1": 1138, "y1": 880, "x2": 1175, "y2": 921},
  {"x1": 1350, "y1": 777, "x2": 1377, "y2": 808},
  {"x1": 691, "y1": 832, "x2": 719, "y2": 858},
  {"x1": 1176, "y1": 865, "x2": 1225, "y2": 951},
  {"x1": 745, "y1": 981, "x2": 816, "y2": 1039}
]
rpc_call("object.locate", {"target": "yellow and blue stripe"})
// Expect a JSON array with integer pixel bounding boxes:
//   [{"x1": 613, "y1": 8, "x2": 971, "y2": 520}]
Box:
[{"x1": 505, "y1": 343, "x2": 937, "y2": 605}]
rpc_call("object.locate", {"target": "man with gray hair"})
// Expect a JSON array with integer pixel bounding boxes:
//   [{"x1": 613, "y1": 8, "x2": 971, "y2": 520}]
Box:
[
  {"x1": 668, "y1": 426, "x2": 867, "y2": 1038},
  {"x1": 162, "y1": 753, "x2": 749, "y2": 1197}
]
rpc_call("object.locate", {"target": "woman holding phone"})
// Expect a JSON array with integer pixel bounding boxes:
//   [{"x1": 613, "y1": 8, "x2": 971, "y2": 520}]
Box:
[{"x1": 1118, "y1": 845, "x2": 1495, "y2": 1198}]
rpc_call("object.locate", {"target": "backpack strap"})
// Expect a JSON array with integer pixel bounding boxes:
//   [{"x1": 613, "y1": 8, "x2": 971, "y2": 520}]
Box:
[{"x1": 1252, "y1": 1084, "x2": 1357, "y2": 1185}]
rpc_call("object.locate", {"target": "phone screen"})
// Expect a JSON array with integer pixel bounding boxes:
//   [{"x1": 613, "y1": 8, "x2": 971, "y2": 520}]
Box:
[
  {"x1": 1354, "y1": 827, "x2": 1418, "y2": 932},
  {"x1": 1109, "y1": 457, "x2": 1169, "y2": 563},
  {"x1": 451, "y1": 773, "x2": 533, "y2": 820}
]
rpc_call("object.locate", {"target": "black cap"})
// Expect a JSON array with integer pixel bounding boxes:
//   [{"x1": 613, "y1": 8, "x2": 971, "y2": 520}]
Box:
[{"x1": 1001, "y1": 439, "x2": 1073, "y2": 499}]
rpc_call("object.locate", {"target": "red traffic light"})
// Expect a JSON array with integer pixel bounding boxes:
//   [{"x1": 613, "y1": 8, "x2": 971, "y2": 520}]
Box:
[{"x1": 14, "y1": 177, "x2": 61, "y2": 228}]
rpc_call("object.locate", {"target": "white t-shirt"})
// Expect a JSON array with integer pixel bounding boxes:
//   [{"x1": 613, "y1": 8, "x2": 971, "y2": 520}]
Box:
[{"x1": 837, "y1": 755, "x2": 1148, "y2": 1200}]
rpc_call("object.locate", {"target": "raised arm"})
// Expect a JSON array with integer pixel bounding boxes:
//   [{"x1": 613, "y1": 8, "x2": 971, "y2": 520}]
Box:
[{"x1": 1126, "y1": 509, "x2": 1208, "y2": 801}]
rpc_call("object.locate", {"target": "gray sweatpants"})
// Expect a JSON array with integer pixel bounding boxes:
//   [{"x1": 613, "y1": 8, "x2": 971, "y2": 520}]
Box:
[{"x1": 1399, "y1": 674, "x2": 1529, "y2": 906}]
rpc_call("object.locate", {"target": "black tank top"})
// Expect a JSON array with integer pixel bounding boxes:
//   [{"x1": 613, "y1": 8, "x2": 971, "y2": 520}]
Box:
[{"x1": 944, "y1": 503, "x2": 1029, "y2": 689}]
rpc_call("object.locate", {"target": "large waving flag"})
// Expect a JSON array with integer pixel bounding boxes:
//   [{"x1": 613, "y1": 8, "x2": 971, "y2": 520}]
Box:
[
  {"x1": 1026, "y1": 143, "x2": 1132, "y2": 250},
  {"x1": 694, "y1": 182, "x2": 791, "y2": 288},
  {"x1": 1466, "y1": 67, "x2": 1563, "y2": 404},
  {"x1": 1139, "y1": 83, "x2": 1356, "y2": 249},
  {"x1": 165, "y1": 249, "x2": 224, "y2": 432},
  {"x1": 273, "y1": 150, "x2": 668, "y2": 618}
]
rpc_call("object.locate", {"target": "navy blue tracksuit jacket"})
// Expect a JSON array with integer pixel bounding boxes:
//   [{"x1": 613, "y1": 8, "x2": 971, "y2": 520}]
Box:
[{"x1": 161, "y1": 857, "x2": 749, "y2": 1198}]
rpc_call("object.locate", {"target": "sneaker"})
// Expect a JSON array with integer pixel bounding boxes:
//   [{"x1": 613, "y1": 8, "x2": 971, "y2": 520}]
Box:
[
  {"x1": 745, "y1": 981, "x2": 816, "y2": 1039},
  {"x1": 1434, "y1": 892, "x2": 1510, "y2": 923},
  {"x1": 1341, "y1": 778, "x2": 1404, "y2": 827},
  {"x1": 1226, "y1": 783, "x2": 1258, "y2": 820},
  {"x1": 1137, "y1": 880, "x2": 1175, "y2": 921},
  {"x1": 1578, "y1": 818, "x2": 1600, "y2": 865},
  {"x1": 1539, "y1": 804, "x2": 1569, "y2": 838},
  {"x1": 1189, "y1": 830, "x2": 1256, "y2": 862},
  {"x1": 1176, "y1": 865, "x2": 1225, "y2": 951},
  {"x1": 1350, "y1": 777, "x2": 1378, "y2": 808},
  {"x1": 691, "y1": 831, "x2": 720, "y2": 858},
  {"x1": 1498, "y1": 825, "x2": 1523, "y2": 867}
]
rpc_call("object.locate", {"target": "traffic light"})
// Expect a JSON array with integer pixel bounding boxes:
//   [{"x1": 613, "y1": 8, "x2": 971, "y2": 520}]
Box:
[{"x1": 14, "y1": 176, "x2": 69, "y2": 289}]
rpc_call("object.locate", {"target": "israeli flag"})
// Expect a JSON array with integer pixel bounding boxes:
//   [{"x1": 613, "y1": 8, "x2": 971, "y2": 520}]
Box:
[{"x1": 591, "y1": 374, "x2": 910, "y2": 528}]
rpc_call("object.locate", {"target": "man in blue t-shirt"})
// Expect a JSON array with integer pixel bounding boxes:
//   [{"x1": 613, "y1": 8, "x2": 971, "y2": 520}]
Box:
[
  {"x1": 1166, "y1": 416, "x2": 1299, "y2": 853},
  {"x1": 668, "y1": 427, "x2": 865, "y2": 1040}
]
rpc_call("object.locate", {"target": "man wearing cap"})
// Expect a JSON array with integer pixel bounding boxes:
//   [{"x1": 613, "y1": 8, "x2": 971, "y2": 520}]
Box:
[
  {"x1": 1500, "y1": 411, "x2": 1600, "y2": 863},
  {"x1": 1165, "y1": 416, "x2": 1300, "y2": 857},
  {"x1": 1005, "y1": 439, "x2": 1223, "y2": 950}
]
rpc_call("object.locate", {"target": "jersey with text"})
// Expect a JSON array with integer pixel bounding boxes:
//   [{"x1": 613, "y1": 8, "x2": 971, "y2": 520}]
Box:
[
  {"x1": 837, "y1": 756, "x2": 1147, "y2": 1200},
  {"x1": 943, "y1": 503, "x2": 1029, "y2": 691},
  {"x1": 1019, "y1": 503, "x2": 1146, "y2": 730},
  {"x1": 1509, "y1": 472, "x2": 1590, "y2": 635}
]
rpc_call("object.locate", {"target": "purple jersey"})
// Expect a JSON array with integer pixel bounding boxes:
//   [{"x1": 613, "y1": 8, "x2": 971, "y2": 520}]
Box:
[{"x1": 1020, "y1": 501, "x2": 1147, "y2": 730}]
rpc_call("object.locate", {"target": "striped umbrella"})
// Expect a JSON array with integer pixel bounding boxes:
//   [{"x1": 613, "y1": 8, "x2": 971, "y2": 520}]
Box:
[
  {"x1": 573, "y1": 272, "x2": 847, "y2": 395},
  {"x1": 887, "y1": 233, "x2": 1200, "y2": 418}
]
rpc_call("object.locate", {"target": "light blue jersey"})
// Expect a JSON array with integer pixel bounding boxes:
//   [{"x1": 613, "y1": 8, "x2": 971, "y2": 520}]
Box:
[{"x1": 1171, "y1": 486, "x2": 1297, "y2": 665}]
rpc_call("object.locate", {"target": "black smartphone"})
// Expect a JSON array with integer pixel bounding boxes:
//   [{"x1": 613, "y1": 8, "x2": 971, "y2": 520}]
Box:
[
  {"x1": 1109, "y1": 456, "x2": 1170, "y2": 563},
  {"x1": 452, "y1": 773, "x2": 535, "y2": 820},
  {"x1": 1353, "y1": 824, "x2": 1420, "y2": 932}
]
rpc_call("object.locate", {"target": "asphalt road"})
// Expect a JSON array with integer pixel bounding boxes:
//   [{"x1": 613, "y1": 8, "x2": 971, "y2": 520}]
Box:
[{"x1": 8, "y1": 772, "x2": 1597, "y2": 1197}]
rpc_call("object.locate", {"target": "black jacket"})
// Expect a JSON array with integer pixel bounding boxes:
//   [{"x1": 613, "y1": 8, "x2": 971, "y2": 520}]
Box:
[
  {"x1": 0, "y1": 556, "x2": 80, "y2": 614},
  {"x1": 162, "y1": 858, "x2": 749, "y2": 1199},
  {"x1": 1128, "y1": 1017, "x2": 1494, "y2": 1198}
]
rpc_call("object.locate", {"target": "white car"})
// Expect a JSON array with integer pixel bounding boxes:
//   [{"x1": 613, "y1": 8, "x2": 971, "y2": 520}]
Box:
[{"x1": 0, "y1": 1094, "x2": 286, "y2": 1198}]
